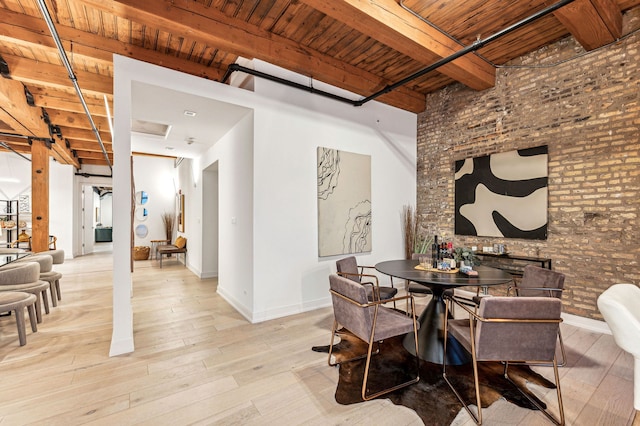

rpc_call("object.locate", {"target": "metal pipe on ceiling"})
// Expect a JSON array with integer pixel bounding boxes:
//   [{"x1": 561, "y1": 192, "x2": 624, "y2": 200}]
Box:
[
  {"x1": 35, "y1": 0, "x2": 113, "y2": 174},
  {"x1": 354, "y1": 0, "x2": 577, "y2": 106},
  {"x1": 221, "y1": 64, "x2": 361, "y2": 106},
  {"x1": 222, "y1": 0, "x2": 575, "y2": 108},
  {"x1": 0, "y1": 141, "x2": 31, "y2": 162}
]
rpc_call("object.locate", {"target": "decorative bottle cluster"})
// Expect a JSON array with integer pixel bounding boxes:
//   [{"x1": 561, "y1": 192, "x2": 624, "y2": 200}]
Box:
[{"x1": 431, "y1": 235, "x2": 454, "y2": 270}]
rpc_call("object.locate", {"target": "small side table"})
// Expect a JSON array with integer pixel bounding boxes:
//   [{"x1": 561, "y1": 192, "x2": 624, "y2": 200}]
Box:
[{"x1": 150, "y1": 239, "x2": 170, "y2": 260}]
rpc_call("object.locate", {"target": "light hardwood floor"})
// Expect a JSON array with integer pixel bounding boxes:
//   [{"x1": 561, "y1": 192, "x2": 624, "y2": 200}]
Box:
[{"x1": 0, "y1": 251, "x2": 636, "y2": 425}]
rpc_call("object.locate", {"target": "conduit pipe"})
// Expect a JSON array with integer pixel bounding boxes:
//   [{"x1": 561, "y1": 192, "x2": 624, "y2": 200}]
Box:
[
  {"x1": 0, "y1": 141, "x2": 31, "y2": 162},
  {"x1": 221, "y1": 64, "x2": 360, "y2": 106},
  {"x1": 222, "y1": 0, "x2": 575, "y2": 107},
  {"x1": 35, "y1": 0, "x2": 113, "y2": 174},
  {"x1": 354, "y1": 0, "x2": 576, "y2": 105}
]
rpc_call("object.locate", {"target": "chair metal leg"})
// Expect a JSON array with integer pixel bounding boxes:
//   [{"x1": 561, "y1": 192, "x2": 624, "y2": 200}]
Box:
[
  {"x1": 503, "y1": 358, "x2": 565, "y2": 425},
  {"x1": 443, "y1": 303, "x2": 482, "y2": 424},
  {"x1": 361, "y1": 307, "x2": 420, "y2": 401},
  {"x1": 557, "y1": 329, "x2": 567, "y2": 367}
]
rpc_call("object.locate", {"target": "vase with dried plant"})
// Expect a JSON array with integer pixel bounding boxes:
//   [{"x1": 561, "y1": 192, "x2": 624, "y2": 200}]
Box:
[
  {"x1": 161, "y1": 212, "x2": 175, "y2": 243},
  {"x1": 402, "y1": 205, "x2": 432, "y2": 259}
]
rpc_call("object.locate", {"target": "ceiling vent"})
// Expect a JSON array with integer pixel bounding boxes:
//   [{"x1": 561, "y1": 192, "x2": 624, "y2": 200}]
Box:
[{"x1": 131, "y1": 119, "x2": 172, "y2": 138}]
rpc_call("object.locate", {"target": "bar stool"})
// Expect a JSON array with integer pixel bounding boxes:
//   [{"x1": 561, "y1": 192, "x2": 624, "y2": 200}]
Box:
[
  {"x1": 0, "y1": 291, "x2": 38, "y2": 346},
  {"x1": 0, "y1": 261, "x2": 50, "y2": 322}
]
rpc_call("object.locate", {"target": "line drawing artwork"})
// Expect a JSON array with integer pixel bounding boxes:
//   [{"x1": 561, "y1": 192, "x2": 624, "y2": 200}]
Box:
[
  {"x1": 455, "y1": 145, "x2": 548, "y2": 239},
  {"x1": 317, "y1": 147, "x2": 372, "y2": 257}
]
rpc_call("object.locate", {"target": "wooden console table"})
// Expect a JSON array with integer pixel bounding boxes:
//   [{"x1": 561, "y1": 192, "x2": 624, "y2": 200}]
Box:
[{"x1": 475, "y1": 252, "x2": 552, "y2": 276}]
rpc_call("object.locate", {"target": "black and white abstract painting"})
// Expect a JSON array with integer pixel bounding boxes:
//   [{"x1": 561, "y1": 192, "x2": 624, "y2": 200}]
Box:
[
  {"x1": 455, "y1": 145, "x2": 548, "y2": 240},
  {"x1": 317, "y1": 147, "x2": 372, "y2": 257}
]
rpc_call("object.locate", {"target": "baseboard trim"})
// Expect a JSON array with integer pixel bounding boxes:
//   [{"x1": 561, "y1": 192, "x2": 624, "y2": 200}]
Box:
[
  {"x1": 109, "y1": 338, "x2": 134, "y2": 356},
  {"x1": 562, "y1": 312, "x2": 611, "y2": 334},
  {"x1": 216, "y1": 286, "x2": 253, "y2": 323}
]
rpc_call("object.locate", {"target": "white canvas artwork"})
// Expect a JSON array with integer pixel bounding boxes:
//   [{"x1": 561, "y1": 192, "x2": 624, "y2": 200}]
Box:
[{"x1": 317, "y1": 147, "x2": 371, "y2": 257}]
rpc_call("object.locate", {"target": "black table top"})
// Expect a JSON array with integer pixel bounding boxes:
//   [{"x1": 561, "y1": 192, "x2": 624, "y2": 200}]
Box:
[{"x1": 375, "y1": 259, "x2": 513, "y2": 288}]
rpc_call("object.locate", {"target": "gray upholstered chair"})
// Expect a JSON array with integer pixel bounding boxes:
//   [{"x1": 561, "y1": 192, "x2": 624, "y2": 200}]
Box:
[
  {"x1": 327, "y1": 273, "x2": 420, "y2": 401},
  {"x1": 336, "y1": 256, "x2": 397, "y2": 304},
  {"x1": 0, "y1": 261, "x2": 50, "y2": 323},
  {"x1": 508, "y1": 265, "x2": 566, "y2": 366},
  {"x1": 597, "y1": 284, "x2": 640, "y2": 424},
  {"x1": 18, "y1": 254, "x2": 62, "y2": 307},
  {"x1": 443, "y1": 295, "x2": 564, "y2": 425},
  {"x1": 0, "y1": 291, "x2": 38, "y2": 346}
]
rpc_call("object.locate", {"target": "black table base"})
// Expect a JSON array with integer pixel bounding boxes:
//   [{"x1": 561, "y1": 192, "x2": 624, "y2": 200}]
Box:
[{"x1": 402, "y1": 287, "x2": 470, "y2": 365}]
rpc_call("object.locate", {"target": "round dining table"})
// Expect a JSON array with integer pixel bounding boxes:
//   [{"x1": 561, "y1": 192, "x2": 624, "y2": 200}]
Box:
[{"x1": 375, "y1": 259, "x2": 513, "y2": 365}]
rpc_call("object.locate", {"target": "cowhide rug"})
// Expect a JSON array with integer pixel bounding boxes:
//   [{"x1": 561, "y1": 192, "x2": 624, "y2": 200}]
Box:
[{"x1": 312, "y1": 330, "x2": 555, "y2": 425}]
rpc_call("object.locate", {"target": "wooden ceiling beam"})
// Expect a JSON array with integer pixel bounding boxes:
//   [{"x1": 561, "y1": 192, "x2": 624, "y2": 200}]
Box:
[
  {"x1": 302, "y1": 0, "x2": 495, "y2": 91},
  {"x1": 77, "y1": 0, "x2": 426, "y2": 113},
  {"x1": 0, "y1": 77, "x2": 51, "y2": 137},
  {"x1": 58, "y1": 126, "x2": 112, "y2": 143},
  {"x1": 2, "y1": 53, "x2": 112, "y2": 96},
  {"x1": 550, "y1": 0, "x2": 622, "y2": 50},
  {"x1": 50, "y1": 138, "x2": 81, "y2": 168},
  {"x1": 0, "y1": 9, "x2": 225, "y2": 82}
]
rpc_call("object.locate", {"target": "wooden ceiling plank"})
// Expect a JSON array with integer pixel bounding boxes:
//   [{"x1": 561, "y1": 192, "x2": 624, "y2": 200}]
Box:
[
  {"x1": 47, "y1": 110, "x2": 111, "y2": 132},
  {"x1": 76, "y1": 0, "x2": 426, "y2": 113},
  {"x1": 3, "y1": 53, "x2": 112, "y2": 95},
  {"x1": 550, "y1": 0, "x2": 622, "y2": 50},
  {"x1": 301, "y1": 0, "x2": 496, "y2": 91},
  {"x1": 58, "y1": 126, "x2": 112, "y2": 143},
  {"x1": 73, "y1": 149, "x2": 113, "y2": 160},
  {"x1": 67, "y1": 139, "x2": 112, "y2": 152},
  {"x1": 0, "y1": 9, "x2": 226, "y2": 82},
  {"x1": 80, "y1": 157, "x2": 115, "y2": 166},
  {"x1": 32, "y1": 93, "x2": 107, "y2": 117},
  {"x1": 0, "y1": 77, "x2": 50, "y2": 137}
]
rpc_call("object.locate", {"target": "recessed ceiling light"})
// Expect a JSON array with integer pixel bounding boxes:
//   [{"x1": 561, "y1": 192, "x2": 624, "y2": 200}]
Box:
[{"x1": 184, "y1": 110, "x2": 197, "y2": 117}]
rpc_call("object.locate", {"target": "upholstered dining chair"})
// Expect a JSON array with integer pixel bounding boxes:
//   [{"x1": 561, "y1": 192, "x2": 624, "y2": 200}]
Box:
[
  {"x1": 17, "y1": 253, "x2": 62, "y2": 307},
  {"x1": 443, "y1": 295, "x2": 565, "y2": 425},
  {"x1": 336, "y1": 256, "x2": 398, "y2": 304},
  {"x1": 597, "y1": 283, "x2": 640, "y2": 424},
  {"x1": 0, "y1": 261, "x2": 50, "y2": 324},
  {"x1": 327, "y1": 273, "x2": 420, "y2": 400},
  {"x1": 508, "y1": 265, "x2": 567, "y2": 366}
]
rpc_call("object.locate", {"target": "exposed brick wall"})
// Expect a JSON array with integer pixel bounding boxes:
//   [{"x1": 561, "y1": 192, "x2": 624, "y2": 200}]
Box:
[{"x1": 416, "y1": 11, "x2": 640, "y2": 320}]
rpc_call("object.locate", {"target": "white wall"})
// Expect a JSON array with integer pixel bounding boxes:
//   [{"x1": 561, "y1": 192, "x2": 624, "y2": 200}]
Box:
[
  {"x1": 0, "y1": 152, "x2": 74, "y2": 258},
  {"x1": 112, "y1": 55, "x2": 416, "y2": 354},
  {"x1": 73, "y1": 166, "x2": 113, "y2": 257},
  {"x1": 99, "y1": 193, "x2": 112, "y2": 227},
  {"x1": 132, "y1": 156, "x2": 177, "y2": 247},
  {"x1": 249, "y1": 60, "x2": 416, "y2": 321},
  {"x1": 201, "y1": 166, "x2": 218, "y2": 279},
  {"x1": 197, "y1": 113, "x2": 254, "y2": 318},
  {"x1": 49, "y1": 161, "x2": 74, "y2": 257}
]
